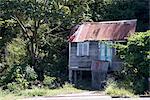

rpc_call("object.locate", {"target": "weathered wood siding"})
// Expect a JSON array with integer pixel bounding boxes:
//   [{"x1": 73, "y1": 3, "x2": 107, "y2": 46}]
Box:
[
  {"x1": 69, "y1": 41, "x2": 122, "y2": 71},
  {"x1": 69, "y1": 41, "x2": 98, "y2": 68},
  {"x1": 91, "y1": 60, "x2": 109, "y2": 89},
  {"x1": 111, "y1": 48, "x2": 123, "y2": 71}
]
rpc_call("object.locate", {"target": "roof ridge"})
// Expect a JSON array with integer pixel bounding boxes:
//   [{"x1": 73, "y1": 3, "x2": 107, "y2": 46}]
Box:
[{"x1": 83, "y1": 19, "x2": 137, "y2": 24}]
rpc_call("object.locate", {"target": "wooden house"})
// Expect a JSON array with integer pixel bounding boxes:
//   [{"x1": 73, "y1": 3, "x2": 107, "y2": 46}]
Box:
[{"x1": 68, "y1": 19, "x2": 137, "y2": 88}]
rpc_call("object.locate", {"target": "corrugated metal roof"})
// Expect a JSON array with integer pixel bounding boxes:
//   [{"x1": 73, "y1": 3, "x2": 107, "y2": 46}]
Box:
[{"x1": 69, "y1": 19, "x2": 137, "y2": 42}]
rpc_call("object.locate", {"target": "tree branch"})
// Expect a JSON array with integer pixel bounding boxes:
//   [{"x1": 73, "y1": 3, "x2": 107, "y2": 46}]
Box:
[
  {"x1": 47, "y1": 34, "x2": 67, "y2": 41},
  {"x1": 11, "y1": 15, "x2": 26, "y2": 33},
  {"x1": 11, "y1": 15, "x2": 31, "y2": 40},
  {"x1": 46, "y1": 24, "x2": 61, "y2": 34}
]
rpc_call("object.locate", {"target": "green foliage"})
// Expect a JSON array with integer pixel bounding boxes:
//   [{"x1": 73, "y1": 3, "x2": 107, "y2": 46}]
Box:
[
  {"x1": 90, "y1": 0, "x2": 149, "y2": 31},
  {"x1": 115, "y1": 30, "x2": 150, "y2": 94},
  {"x1": 0, "y1": 88, "x2": 7, "y2": 97},
  {"x1": 25, "y1": 66, "x2": 37, "y2": 81},
  {"x1": 0, "y1": 88, "x2": 20, "y2": 100},
  {"x1": 6, "y1": 38, "x2": 27, "y2": 65},
  {"x1": 105, "y1": 79, "x2": 134, "y2": 97},
  {"x1": 0, "y1": 84, "x2": 82, "y2": 99},
  {"x1": 0, "y1": 17, "x2": 19, "y2": 56},
  {"x1": 7, "y1": 82, "x2": 21, "y2": 92},
  {"x1": 18, "y1": 88, "x2": 48, "y2": 96},
  {"x1": 43, "y1": 76, "x2": 56, "y2": 88},
  {"x1": 7, "y1": 68, "x2": 29, "y2": 92},
  {"x1": 0, "y1": 0, "x2": 94, "y2": 82},
  {"x1": 0, "y1": 38, "x2": 29, "y2": 87},
  {"x1": 17, "y1": 83, "x2": 82, "y2": 97}
]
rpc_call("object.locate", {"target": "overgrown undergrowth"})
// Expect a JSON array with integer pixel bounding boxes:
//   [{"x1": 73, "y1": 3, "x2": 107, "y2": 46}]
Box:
[
  {"x1": 0, "y1": 84, "x2": 83, "y2": 100},
  {"x1": 105, "y1": 79, "x2": 135, "y2": 97}
]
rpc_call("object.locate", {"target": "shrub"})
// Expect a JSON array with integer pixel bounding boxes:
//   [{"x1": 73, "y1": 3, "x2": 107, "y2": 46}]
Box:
[
  {"x1": 115, "y1": 30, "x2": 150, "y2": 94},
  {"x1": 7, "y1": 82, "x2": 21, "y2": 92},
  {"x1": 43, "y1": 75, "x2": 57, "y2": 88},
  {"x1": 0, "y1": 38, "x2": 30, "y2": 87},
  {"x1": 25, "y1": 66, "x2": 37, "y2": 81},
  {"x1": 7, "y1": 68, "x2": 29, "y2": 92},
  {"x1": 105, "y1": 79, "x2": 134, "y2": 97}
]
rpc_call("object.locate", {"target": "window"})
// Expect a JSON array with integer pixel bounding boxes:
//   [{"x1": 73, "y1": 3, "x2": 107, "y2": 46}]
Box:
[
  {"x1": 99, "y1": 41, "x2": 112, "y2": 61},
  {"x1": 77, "y1": 42, "x2": 89, "y2": 56}
]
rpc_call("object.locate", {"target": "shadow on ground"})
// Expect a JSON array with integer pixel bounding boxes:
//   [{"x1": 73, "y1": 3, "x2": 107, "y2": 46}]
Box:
[{"x1": 74, "y1": 79, "x2": 104, "y2": 91}]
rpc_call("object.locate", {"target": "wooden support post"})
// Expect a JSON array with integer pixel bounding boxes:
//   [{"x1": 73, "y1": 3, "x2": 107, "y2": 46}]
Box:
[
  {"x1": 68, "y1": 42, "x2": 72, "y2": 83},
  {"x1": 69, "y1": 69, "x2": 73, "y2": 84},
  {"x1": 148, "y1": 77, "x2": 150, "y2": 91},
  {"x1": 74, "y1": 70, "x2": 77, "y2": 84},
  {"x1": 79, "y1": 71, "x2": 82, "y2": 80}
]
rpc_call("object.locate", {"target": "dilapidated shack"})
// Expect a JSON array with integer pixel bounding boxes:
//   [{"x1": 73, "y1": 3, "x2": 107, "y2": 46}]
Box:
[{"x1": 68, "y1": 19, "x2": 137, "y2": 89}]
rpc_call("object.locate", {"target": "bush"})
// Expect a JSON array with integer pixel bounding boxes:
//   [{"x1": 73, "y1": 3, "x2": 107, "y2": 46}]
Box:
[
  {"x1": 7, "y1": 82, "x2": 21, "y2": 92},
  {"x1": 25, "y1": 66, "x2": 37, "y2": 81},
  {"x1": 115, "y1": 30, "x2": 150, "y2": 94},
  {"x1": 43, "y1": 76, "x2": 57, "y2": 88},
  {"x1": 105, "y1": 79, "x2": 134, "y2": 97},
  {"x1": 0, "y1": 38, "x2": 30, "y2": 87},
  {"x1": 7, "y1": 68, "x2": 29, "y2": 92}
]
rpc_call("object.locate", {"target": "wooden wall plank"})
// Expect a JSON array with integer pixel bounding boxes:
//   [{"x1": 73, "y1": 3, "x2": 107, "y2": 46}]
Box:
[{"x1": 69, "y1": 41, "x2": 98, "y2": 68}]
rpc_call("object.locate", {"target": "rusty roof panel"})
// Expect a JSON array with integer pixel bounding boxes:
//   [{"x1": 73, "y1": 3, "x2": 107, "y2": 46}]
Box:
[{"x1": 69, "y1": 19, "x2": 137, "y2": 42}]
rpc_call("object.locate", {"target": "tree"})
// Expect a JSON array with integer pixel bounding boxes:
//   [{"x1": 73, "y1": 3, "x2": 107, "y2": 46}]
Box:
[
  {"x1": 90, "y1": 0, "x2": 149, "y2": 31},
  {"x1": 0, "y1": 0, "x2": 92, "y2": 81}
]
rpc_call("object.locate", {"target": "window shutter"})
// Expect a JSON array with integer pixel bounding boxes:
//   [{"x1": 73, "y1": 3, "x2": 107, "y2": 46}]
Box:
[
  {"x1": 77, "y1": 43, "x2": 82, "y2": 56},
  {"x1": 77, "y1": 42, "x2": 89, "y2": 56},
  {"x1": 100, "y1": 43, "x2": 106, "y2": 60},
  {"x1": 99, "y1": 42, "x2": 113, "y2": 61},
  {"x1": 106, "y1": 41, "x2": 112, "y2": 61},
  {"x1": 77, "y1": 43, "x2": 79, "y2": 56},
  {"x1": 106, "y1": 46, "x2": 112, "y2": 61},
  {"x1": 81, "y1": 43, "x2": 84, "y2": 56},
  {"x1": 83, "y1": 42, "x2": 89, "y2": 56},
  {"x1": 86, "y1": 42, "x2": 89, "y2": 56}
]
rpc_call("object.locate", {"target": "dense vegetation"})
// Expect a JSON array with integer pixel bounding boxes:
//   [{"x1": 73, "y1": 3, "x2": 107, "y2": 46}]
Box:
[
  {"x1": 0, "y1": 0, "x2": 149, "y2": 95},
  {"x1": 106, "y1": 30, "x2": 150, "y2": 95},
  {"x1": 117, "y1": 31, "x2": 150, "y2": 94}
]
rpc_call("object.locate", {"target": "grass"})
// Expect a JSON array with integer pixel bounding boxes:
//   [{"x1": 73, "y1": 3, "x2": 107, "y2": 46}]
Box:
[
  {"x1": 0, "y1": 94, "x2": 22, "y2": 100},
  {"x1": 17, "y1": 83, "x2": 83, "y2": 97},
  {"x1": 105, "y1": 80, "x2": 135, "y2": 97},
  {"x1": 0, "y1": 83, "x2": 84, "y2": 100},
  {"x1": 0, "y1": 88, "x2": 22, "y2": 100}
]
